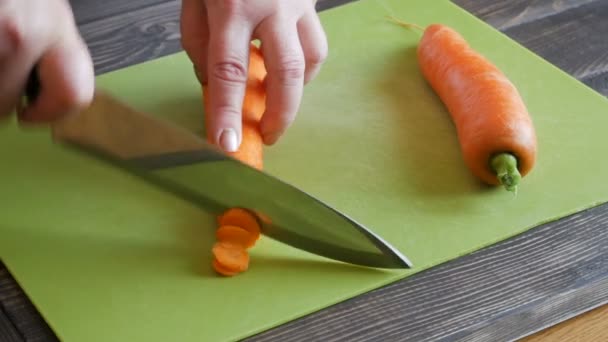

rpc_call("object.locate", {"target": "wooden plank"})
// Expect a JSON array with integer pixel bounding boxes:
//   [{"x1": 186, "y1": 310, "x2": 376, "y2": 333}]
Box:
[
  {"x1": 0, "y1": 263, "x2": 58, "y2": 342},
  {"x1": 523, "y1": 304, "x2": 608, "y2": 341},
  {"x1": 453, "y1": 276, "x2": 608, "y2": 340},
  {"x1": 77, "y1": 0, "x2": 182, "y2": 75},
  {"x1": 457, "y1": 0, "x2": 608, "y2": 95},
  {"x1": 454, "y1": 0, "x2": 599, "y2": 30},
  {"x1": 68, "y1": 0, "x2": 169, "y2": 25},
  {"x1": 0, "y1": 306, "x2": 23, "y2": 342}
]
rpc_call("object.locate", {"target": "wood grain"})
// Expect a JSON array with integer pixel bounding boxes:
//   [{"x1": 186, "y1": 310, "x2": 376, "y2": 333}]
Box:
[
  {"x1": 77, "y1": 0, "x2": 182, "y2": 75},
  {"x1": 0, "y1": 264, "x2": 57, "y2": 342},
  {"x1": 68, "y1": 0, "x2": 171, "y2": 25},
  {"x1": 0, "y1": 306, "x2": 23, "y2": 342},
  {"x1": 457, "y1": 0, "x2": 608, "y2": 96},
  {"x1": 2, "y1": 0, "x2": 608, "y2": 341},
  {"x1": 453, "y1": 0, "x2": 599, "y2": 30},
  {"x1": 524, "y1": 304, "x2": 608, "y2": 341}
]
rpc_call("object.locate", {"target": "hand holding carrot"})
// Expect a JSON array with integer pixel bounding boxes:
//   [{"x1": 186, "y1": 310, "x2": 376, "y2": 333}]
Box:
[
  {"x1": 0, "y1": 0, "x2": 95, "y2": 123},
  {"x1": 180, "y1": 0, "x2": 328, "y2": 152}
]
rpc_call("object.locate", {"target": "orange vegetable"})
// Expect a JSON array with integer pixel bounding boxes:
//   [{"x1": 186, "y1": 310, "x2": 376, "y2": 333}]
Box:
[
  {"x1": 390, "y1": 18, "x2": 537, "y2": 192},
  {"x1": 216, "y1": 225, "x2": 257, "y2": 249},
  {"x1": 218, "y1": 207, "x2": 261, "y2": 241},
  {"x1": 212, "y1": 242, "x2": 250, "y2": 276},
  {"x1": 202, "y1": 44, "x2": 268, "y2": 277},
  {"x1": 212, "y1": 259, "x2": 239, "y2": 277}
]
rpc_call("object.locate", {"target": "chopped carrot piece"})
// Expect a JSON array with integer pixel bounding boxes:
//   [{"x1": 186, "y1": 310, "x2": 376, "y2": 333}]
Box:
[
  {"x1": 212, "y1": 242, "x2": 250, "y2": 273},
  {"x1": 253, "y1": 211, "x2": 273, "y2": 225},
  {"x1": 216, "y1": 225, "x2": 257, "y2": 249},
  {"x1": 212, "y1": 258, "x2": 240, "y2": 277},
  {"x1": 218, "y1": 208, "x2": 261, "y2": 241}
]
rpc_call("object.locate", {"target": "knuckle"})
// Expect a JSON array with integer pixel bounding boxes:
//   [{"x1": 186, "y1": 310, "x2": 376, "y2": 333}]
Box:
[
  {"x1": 212, "y1": 59, "x2": 248, "y2": 83},
  {"x1": 215, "y1": 105, "x2": 242, "y2": 119},
  {"x1": 275, "y1": 57, "x2": 305, "y2": 84},
  {"x1": 307, "y1": 45, "x2": 328, "y2": 66},
  {"x1": 0, "y1": 15, "x2": 25, "y2": 52}
]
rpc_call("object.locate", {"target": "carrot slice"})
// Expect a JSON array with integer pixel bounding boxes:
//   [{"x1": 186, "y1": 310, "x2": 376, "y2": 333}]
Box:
[
  {"x1": 212, "y1": 258, "x2": 240, "y2": 277},
  {"x1": 216, "y1": 225, "x2": 257, "y2": 249},
  {"x1": 218, "y1": 208, "x2": 261, "y2": 241},
  {"x1": 212, "y1": 242, "x2": 250, "y2": 273}
]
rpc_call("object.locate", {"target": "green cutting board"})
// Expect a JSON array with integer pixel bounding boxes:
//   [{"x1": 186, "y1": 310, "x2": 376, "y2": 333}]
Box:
[{"x1": 2, "y1": 0, "x2": 608, "y2": 340}]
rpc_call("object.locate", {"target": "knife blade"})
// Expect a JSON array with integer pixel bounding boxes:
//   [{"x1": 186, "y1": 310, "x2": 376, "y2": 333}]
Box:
[{"x1": 23, "y1": 70, "x2": 412, "y2": 269}]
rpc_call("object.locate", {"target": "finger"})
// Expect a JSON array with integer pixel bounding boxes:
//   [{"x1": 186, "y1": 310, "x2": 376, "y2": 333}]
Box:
[
  {"x1": 0, "y1": 16, "x2": 32, "y2": 118},
  {"x1": 180, "y1": 0, "x2": 209, "y2": 85},
  {"x1": 19, "y1": 35, "x2": 94, "y2": 123},
  {"x1": 297, "y1": 13, "x2": 328, "y2": 84},
  {"x1": 205, "y1": 7, "x2": 252, "y2": 152},
  {"x1": 258, "y1": 19, "x2": 305, "y2": 145}
]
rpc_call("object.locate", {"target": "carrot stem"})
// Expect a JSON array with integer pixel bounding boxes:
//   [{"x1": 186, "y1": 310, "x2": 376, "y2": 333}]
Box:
[
  {"x1": 490, "y1": 153, "x2": 521, "y2": 193},
  {"x1": 385, "y1": 16, "x2": 425, "y2": 32}
]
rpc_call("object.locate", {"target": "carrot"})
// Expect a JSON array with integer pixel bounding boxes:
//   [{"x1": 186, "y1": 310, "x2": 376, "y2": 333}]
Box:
[
  {"x1": 217, "y1": 207, "x2": 261, "y2": 241},
  {"x1": 216, "y1": 225, "x2": 257, "y2": 249},
  {"x1": 202, "y1": 43, "x2": 267, "y2": 170},
  {"x1": 212, "y1": 242, "x2": 250, "y2": 276},
  {"x1": 212, "y1": 258, "x2": 240, "y2": 277},
  {"x1": 202, "y1": 43, "x2": 268, "y2": 276},
  {"x1": 388, "y1": 17, "x2": 537, "y2": 192}
]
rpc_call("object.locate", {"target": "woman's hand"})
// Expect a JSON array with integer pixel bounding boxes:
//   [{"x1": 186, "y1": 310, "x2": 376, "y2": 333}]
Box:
[
  {"x1": 0, "y1": 0, "x2": 94, "y2": 123},
  {"x1": 181, "y1": 0, "x2": 328, "y2": 152}
]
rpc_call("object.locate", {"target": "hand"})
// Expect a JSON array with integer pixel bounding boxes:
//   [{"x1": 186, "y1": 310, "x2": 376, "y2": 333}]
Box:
[
  {"x1": 181, "y1": 0, "x2": 328, "y2": 152},
  {"x1": 0, "y1": 0, "x2": 94, "y2": 123}
]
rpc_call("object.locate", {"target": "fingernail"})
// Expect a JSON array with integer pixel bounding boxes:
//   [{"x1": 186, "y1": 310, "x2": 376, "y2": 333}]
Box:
[{"x1": 219, "y1": 129, "x2": 239, "y2": 152}]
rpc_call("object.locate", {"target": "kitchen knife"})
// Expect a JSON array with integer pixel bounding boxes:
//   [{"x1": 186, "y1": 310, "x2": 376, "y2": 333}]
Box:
[{"x1": 23, "y1": 70, "x2": 412, "y2": 269}]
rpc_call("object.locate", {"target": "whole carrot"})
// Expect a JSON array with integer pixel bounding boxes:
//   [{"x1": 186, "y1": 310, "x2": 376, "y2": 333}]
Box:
[{"x1": 390, "y1": 18, "x2": 537, "y2": 192}]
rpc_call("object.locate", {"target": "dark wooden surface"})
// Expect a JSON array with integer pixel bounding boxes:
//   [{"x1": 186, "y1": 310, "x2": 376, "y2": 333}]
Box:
[{"x1": 2, "y1": 0, "x2": 608, "y2": 341}]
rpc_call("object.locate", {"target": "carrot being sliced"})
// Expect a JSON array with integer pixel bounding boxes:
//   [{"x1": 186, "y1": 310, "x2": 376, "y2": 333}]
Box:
[
  {"x1": 230, "y1": 122, "x2": 264, "y2": 170},
  {"x1": 216, "y1": 225, "x2": 257, "y2": 249},
  {"x1": 388, "y1": 17, "x2": 537, "y2": 193},
  {"x1": 203, "y1": 43, "x2": 269, "y2": 277},
  {"x1": 247, "y1": 43, "x2": 267, "y2": 82},
  {"x1": 218, "y1": 207, "x2": 261, "y2": 241},
  {"x1": 212, "y1": 242, "x2": 250, "y2": 273}
]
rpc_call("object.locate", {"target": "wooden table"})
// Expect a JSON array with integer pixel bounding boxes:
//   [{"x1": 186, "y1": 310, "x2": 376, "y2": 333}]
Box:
[{"x1": 2, "y1": 0, "x2": 608, "y2": 340}]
